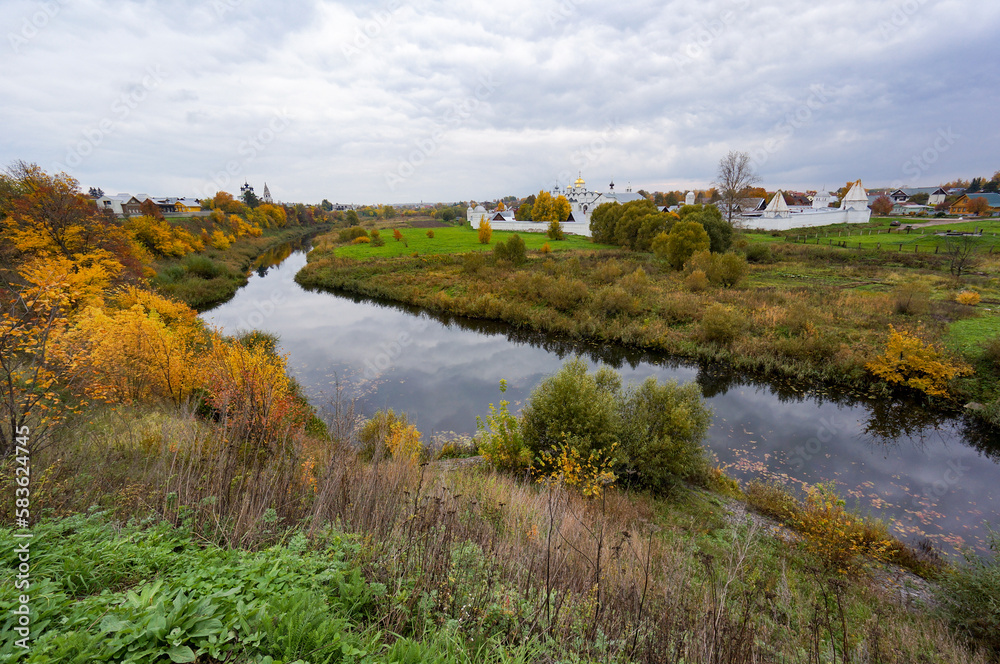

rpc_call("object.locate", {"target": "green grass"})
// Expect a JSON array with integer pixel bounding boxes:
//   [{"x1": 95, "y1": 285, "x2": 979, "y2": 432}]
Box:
[
  {"x1": 782, "y1": 219, "x2": 1000, "y2": 252},
  {"x1": 328, "y1": 225, "x2": 612, "y2": 259},
  {"x1": 944, "y1": 311, "x2": 1000, "y2": 358}
]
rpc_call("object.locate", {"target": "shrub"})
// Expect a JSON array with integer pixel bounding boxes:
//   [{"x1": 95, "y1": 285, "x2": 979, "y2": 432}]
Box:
[
  {"x1": 539, "y1": 242, "x2": 551, "y2": 254},
  {"x1": 938, "y1": 528, "x2": 1000, "y2": 652},
  {"x1": 713, "y1": 252, "x2": 748, "y2": 288},
  {"x1": 593, "y1": 259, "x2": 624, "y2": 284},
  {"x1": 893, "y1": 282, "x2": 930, "y2": 315},
  {"x1": 477, "y1": 380, "x2": 531, "y2": 471},
  {"x1": 983, "y1": 336, "x2": 1000, "y2": 370},
  {"x1": 426, "y1": 229, "x2": 434, "y2": 238},
  {"x1": 616, "y1": 377, "x2": 712, "y2": 488},
  {"x1": 493, "y1": 234, "x2": 526, "y2": 266},
  {"x1": 699, "y1": 303, "x2": 742, "y2": 344},
  {"x1": 956, "y1": 290, "x2": 981, "y2": 306},
  {"x1": 521, "y1": 359, "x2": 712, "y2": 492},
  {"x1": 619, "y1": 267, "x2": 648, "y2": 294},
  {"x1": 658, "y1": 221, "x2": 710, "y2": 270},
  {"x1": 370, "y1": 229, "x2": 385, "y2": 247},
  {"x1": 183, "y1": 254, "x2": 224, "y2": 279},
  {"x1": 351, "y1": 236, "x2": 371, "y2": 244},
  {"x1": 462, "y1": 252, "x2": 486, "y2": 274},
  {"x1": 478, "y1": 218, "x2": 492, "y2": 244},
  {"x1": 592, "y1": 285, "x2": 637, "y2": 318},
  {"x1": 392, "y1": 228, "x2": 404, "y2": 242},
  {"x1": 792, "y1": 483, "x2": 894, "y2": 573},
  {"x1": 547, "y1": 219, "x2": 565, "y2": 240},
  {"x1": 685, "y1": 269, "x2": 710, "y2": 291},
  {"x1": 867, "y1": 325, "x2": 973, "y2": 398},
  {"x1": 744, "y1": 243, "x2": 773, "y2": 263},
  {"x1": 521, "y1": 358, "x2": 621, "y2": 461},
  {"x1": 358, "y1": 409, "x2": 422, "y2": 462},
  {"x1": 543, "y1": 276, "x2": 589, "y2": 311},
  {"x1": 338, "y1": 226, "x2": 369, "y2": 243}
]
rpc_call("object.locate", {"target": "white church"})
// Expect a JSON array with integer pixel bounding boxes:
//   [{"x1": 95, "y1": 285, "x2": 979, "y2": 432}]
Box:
[{"x1": 466, "y1": 173, "x2": 646, "y2": 237}]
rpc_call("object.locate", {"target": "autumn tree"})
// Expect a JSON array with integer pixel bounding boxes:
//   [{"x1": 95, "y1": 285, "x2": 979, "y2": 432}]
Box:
[
  {"x1": 968, "y1": 196, "x2": 991, "y2": 216},
  {"x1": 478, "y1": 217, "x2": 492, "y2": 244},
  {"x1": 0, "y1": 161, "x2": 142, "y2": 283},
  {"x1": 531, "y1": 191, "x2": 554, "y2": 222},
  {"x1": 871, "y1": 195, "x2": 893, "y2": 216},
  {"x1": 553, "y1": 195, "x2": 572, "y2": 221},
  {"x1": 139, "y1": 198, "x2": 164, "y2": 220},
  {"x1": 714, "y1": 150, "x2": 760, "y2": 226},
  {"x1": 515, "y1": 203, "x2": 532, "y2": 221},
  {"x1": 0, "y1": 277, "x2": 75, "y2": 459}
]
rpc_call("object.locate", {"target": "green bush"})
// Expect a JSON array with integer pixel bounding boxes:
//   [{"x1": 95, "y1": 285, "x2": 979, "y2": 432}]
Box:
[
  {"x1": 477, "y1": 380, "x2": 531, "y2": 471},
  {"x1": 542, "y1": 276, "x2": 589, "y2": 311},
  {"x1": 617, "y1": 377, "x2": 712, "y2": 487},
  {"x1": 744, "y1": 243, "x2": 773, "y2": 263},
  {"x1": 183, "y1": 254, "x2": 225, "y2": 279},
  {"x1": 937, "y1": 529, "x2": 1000, "y2": 652},
  {"x1": 592, "y1": 285, "x2": 637, "y2": 318},
  {"x1": 984, "y1": 336, "x2": 1000, "y2": 371},
  {"x1": 520, "y1": 359, "x2": 712, "y2": 491},
  {"x1": 338, "y1": 226, "x2": 369, "y2": 243},
  {"x1": 521, "y1": 358, "x2": 621, "y2": 461},
  {"x1": 699, "y1": 303, "x2": 742, "y2": 343},
  {"x1": 684, "y1": 251, "x2": 747, "y2": 288},
  {"x1": 462, "y1": 252, "x2": 486, "y2": 274},
  {"x1": 713, "y1": 252, "x2": 748, "y2": 287},
  {"x1": 685, "y1": 269, "x2": 710, "y2": 291},
  {"x1": 493, "y1": 234, "x2": 527, "y2": 265},
  {"x1": 656, "y1": 221, "x2": 710, "y2": 270},
  {"x1": 370, "y1": 229, "x2": 386, "y2": 247},
  {"x1": 547, "y1": 219, "x2": 565, "y2": 241}
]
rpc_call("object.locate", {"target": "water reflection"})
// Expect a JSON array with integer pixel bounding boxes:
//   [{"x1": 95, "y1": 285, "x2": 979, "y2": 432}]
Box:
[{"x1": 202, "y1": 243, "x2": 1000, "y2": 555}]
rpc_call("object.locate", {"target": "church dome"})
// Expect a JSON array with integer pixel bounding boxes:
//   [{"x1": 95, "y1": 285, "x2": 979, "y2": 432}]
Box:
[{"x1": 574, "y1": 173, "x2": 585, "y2": 188}]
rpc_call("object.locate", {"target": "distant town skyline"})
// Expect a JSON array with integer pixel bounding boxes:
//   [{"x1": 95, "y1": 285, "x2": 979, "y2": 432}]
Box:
[{"x1": 2, "y1": 0, "x2": 997, "y2": 204}]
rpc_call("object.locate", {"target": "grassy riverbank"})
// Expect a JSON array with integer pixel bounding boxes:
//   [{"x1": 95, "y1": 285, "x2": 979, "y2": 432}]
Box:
[
  {"x1": 151, "y1": 223, "x2": 331, "y2": 310},
  {"x1": 3, "y1": 398, "x2": 997, "y2": 663},
  {"x1": 296, "y1": 224, "x2": 1000, "y2": 423}
]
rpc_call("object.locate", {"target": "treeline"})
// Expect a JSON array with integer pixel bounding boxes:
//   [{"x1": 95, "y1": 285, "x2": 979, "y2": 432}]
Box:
[{"x1": 0, "y1": 161, "x2": 316, "y2": 459}]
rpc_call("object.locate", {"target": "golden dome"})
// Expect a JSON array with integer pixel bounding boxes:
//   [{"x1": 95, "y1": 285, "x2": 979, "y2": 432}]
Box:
[{"x1": 574, "y1": 174, "x2": 585, "y2": 188}]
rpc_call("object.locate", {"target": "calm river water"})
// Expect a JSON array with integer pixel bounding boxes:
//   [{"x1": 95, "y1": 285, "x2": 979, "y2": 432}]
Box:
[{"x1": 202, "y1": 241, "x2": 1000, "y2": 555}]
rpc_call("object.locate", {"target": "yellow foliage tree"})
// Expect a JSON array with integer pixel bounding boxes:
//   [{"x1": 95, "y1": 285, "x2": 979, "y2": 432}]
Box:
[
  {"x1": 63, "y1": 292, "x2": 206, "y2": 406},
  {"x1": 867, "y1": 325, "x2": 972, "y2": 398},
  {"x1": 205, "y1": 338, "x2": 307, "y2": 449},
  {"x1": 553, "y1": 195, "x2": 571, "y2": 222},
  {"x1": 478, "y1": 217, "x2": 492, "y2": 244},
  {"x1": 125, "y1": 215, "x2": 202, "y2": 258},
  {"x1": 532, "y1": 191, "x2": 554, "y2": 222},
  {"x1": 0, "y1": 275, "x2": 81, "y2": 458}
]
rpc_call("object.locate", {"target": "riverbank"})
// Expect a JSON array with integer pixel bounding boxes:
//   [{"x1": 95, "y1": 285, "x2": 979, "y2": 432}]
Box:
[
  {"x1": 152, "y1": 223, "x2": 332, "y2": 310},
  {"x1": 4, "y1": 396, "x2": 996, "y2": 663},
  {"x1": 295, "y1": 226, "x2": 1000, "y2": 427}
]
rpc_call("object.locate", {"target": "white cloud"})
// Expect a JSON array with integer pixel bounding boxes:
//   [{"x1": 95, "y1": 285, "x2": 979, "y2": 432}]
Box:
[{"x1": 1, "y1": 0, "x2": 997, "y2": 202}]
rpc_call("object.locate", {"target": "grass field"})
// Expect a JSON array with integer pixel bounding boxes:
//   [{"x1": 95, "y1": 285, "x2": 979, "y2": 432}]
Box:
[
  {"x1": 321, "y1": 224, "x2": 613, "y2": 259},
  {"x1": 782, "y1": 219, "x2": 1000, "y2": 252}
]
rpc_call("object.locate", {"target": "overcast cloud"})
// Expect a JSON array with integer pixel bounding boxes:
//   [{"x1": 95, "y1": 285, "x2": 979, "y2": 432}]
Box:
[{"x1": 1, "y1": 0, "x2": 997, "y2": 204}]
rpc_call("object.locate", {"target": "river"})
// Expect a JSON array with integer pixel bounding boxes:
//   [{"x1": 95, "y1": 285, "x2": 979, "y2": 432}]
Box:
[{"x1": 202, "y1": 240, "x2": 1000, "y2": 555}]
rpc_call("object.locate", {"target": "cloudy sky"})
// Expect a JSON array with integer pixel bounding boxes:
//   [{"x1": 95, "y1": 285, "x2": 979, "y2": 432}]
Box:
[{"x1": 2, "y1": 0, "x2": 997, "y2": 204}]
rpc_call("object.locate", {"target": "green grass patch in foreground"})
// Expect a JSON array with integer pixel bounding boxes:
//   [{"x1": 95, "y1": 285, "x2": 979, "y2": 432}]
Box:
[
  {"x1": 0, "y1": 513, "x2": 534, "y2": 664},
  {"x1": 329, "y1": 224, "x2": 612, "y2": 259}
]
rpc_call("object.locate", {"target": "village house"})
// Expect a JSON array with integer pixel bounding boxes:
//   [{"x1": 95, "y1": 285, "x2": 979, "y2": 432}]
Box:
[{"x1": 949, "y1": 192, "x2": 1000, "y2": 216}]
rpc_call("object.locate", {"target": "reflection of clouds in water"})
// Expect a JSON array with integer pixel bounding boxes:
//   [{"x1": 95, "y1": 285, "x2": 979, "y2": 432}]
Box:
[{"x1": 202, "y1": 246, "x2": 1000, "y2": 555}]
